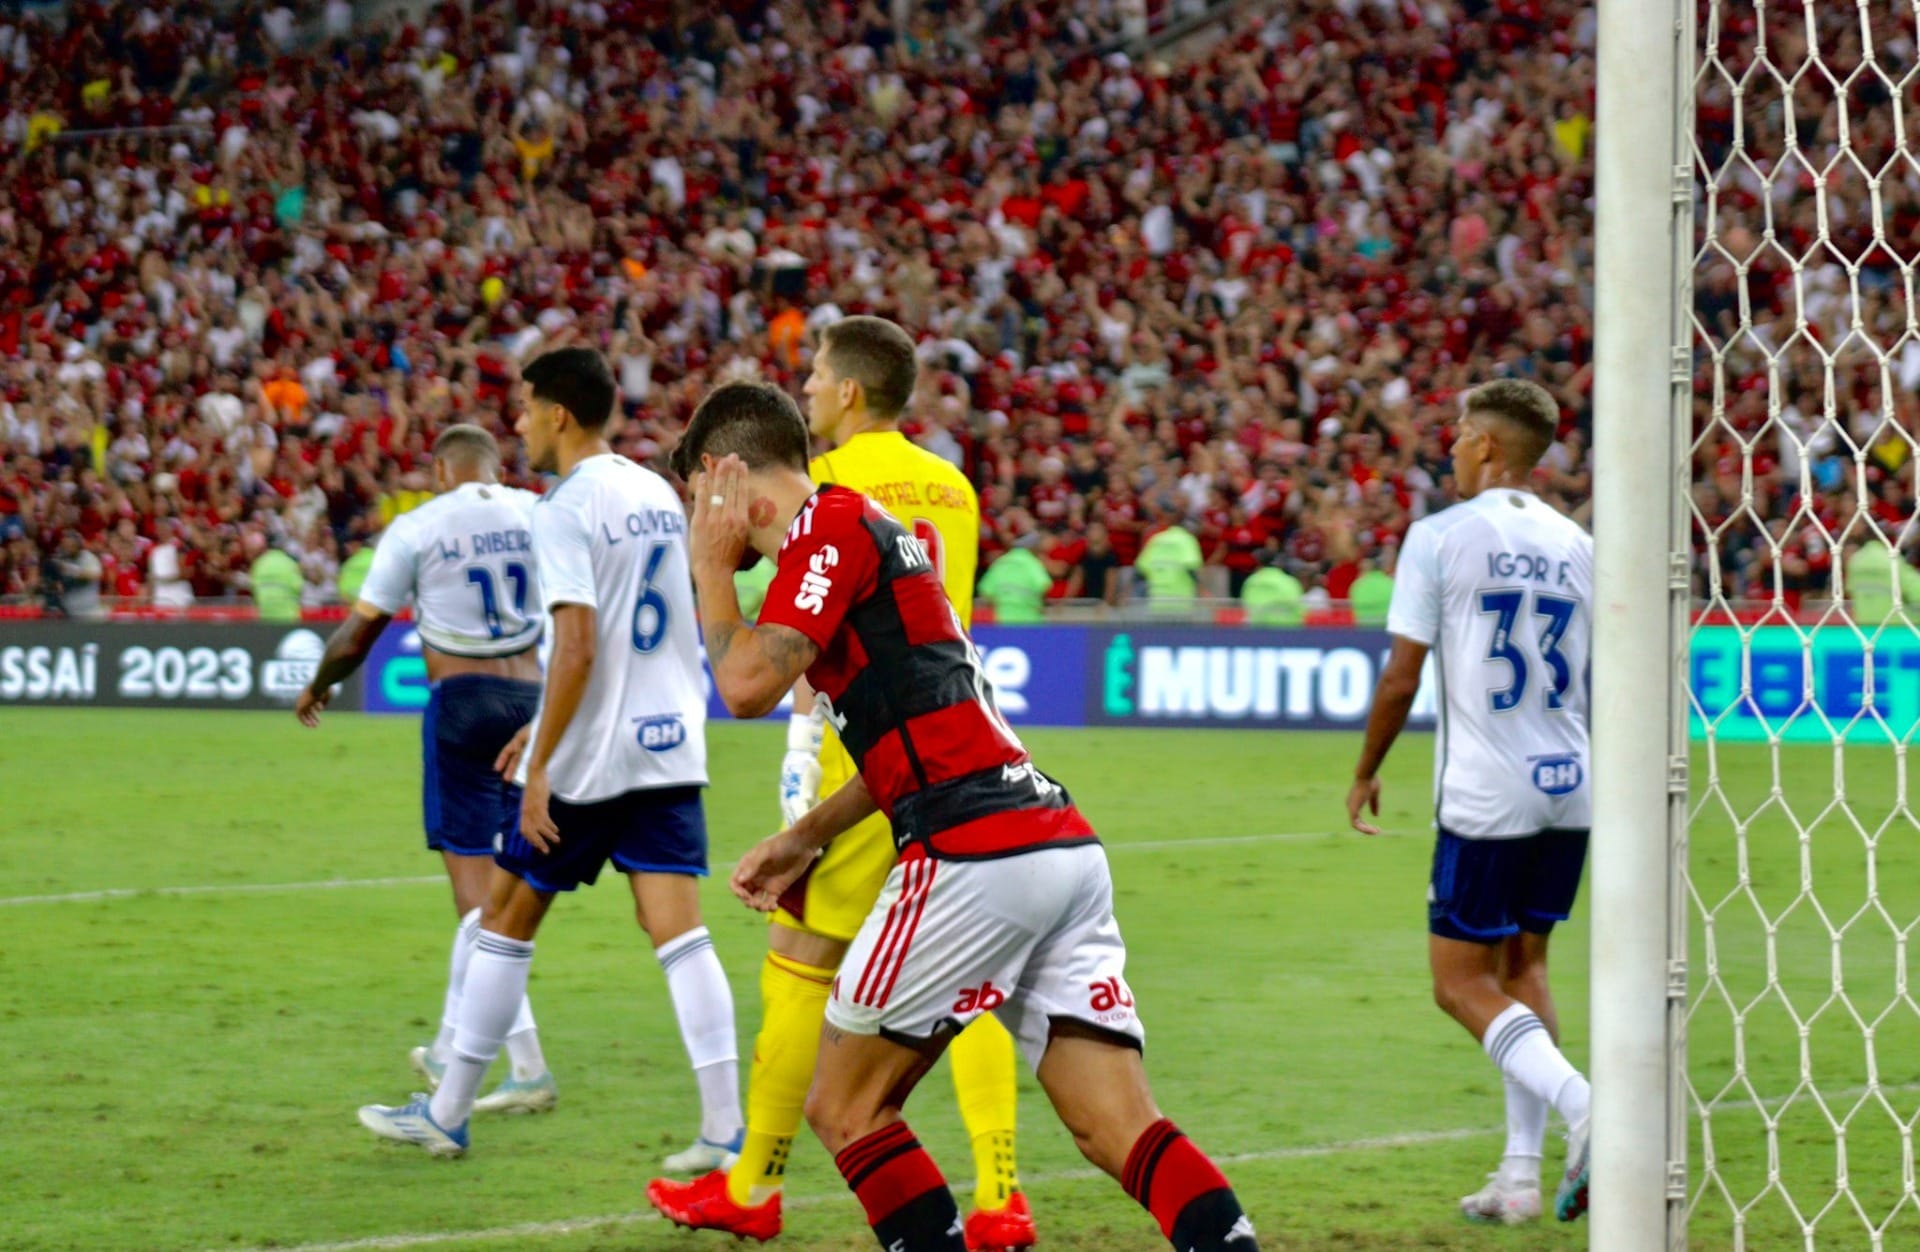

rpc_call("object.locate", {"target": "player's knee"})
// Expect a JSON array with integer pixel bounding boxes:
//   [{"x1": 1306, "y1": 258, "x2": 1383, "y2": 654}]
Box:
[
  {"x1": 1059, "y1": 1112, "x2": 1130, "y2": 1178},
  {"x1": 1431, "y1": 971, "x2": 1475, "y2": 1021},
  {"x1": 803, "y1": 1086, "x2": 882, "y2": 1156}
]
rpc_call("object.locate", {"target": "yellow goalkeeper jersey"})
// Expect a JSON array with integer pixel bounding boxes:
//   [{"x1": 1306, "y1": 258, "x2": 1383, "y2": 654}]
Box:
[
  {"x1": 777, "y1": 429, "x2": 980, "y2": 942},
  {"x1": 809, "y1": 430, "x2": 978, "y2": 625}
]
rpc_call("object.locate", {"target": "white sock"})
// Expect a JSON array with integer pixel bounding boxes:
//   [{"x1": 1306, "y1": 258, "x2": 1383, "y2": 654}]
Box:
[
  {"x1": 1483, "y1": 1003, "x2": 1591, "y2": 1127},
  {"x1": 431, "y1": 929, "x2": 533, "y2": 1128},
  {"x1": 431, "y1": 909, "x2": 482, "y2": 1063},
  {"x1": 503, "y1": 992, "x2": 546, "y2": 1081},
  {"x1": 656, "y1": 926, "x2": 742, "y2": 1144},
  {"x1": 1500, "y1": 1077, "x2": 1546, "y2": 1185}
]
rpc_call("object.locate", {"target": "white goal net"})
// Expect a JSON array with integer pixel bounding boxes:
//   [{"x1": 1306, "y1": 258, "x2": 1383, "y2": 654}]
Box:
[{"x1": 1687, "y1": 0, "x2": 1920, "y2": 1247}]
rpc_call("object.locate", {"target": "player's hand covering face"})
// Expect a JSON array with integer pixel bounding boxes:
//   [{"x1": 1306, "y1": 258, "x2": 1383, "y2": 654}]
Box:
[
  {"x1": 688, "y1": 454, "x2": 753, "y2": 575},
  {"x1": 730, "y1": 829, "x2": 819, "y2": 913}
]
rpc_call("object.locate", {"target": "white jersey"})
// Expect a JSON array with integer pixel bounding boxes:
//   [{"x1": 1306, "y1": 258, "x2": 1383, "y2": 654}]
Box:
[
  {"x1": 520, "y1": 454, "x2": 707, "y2": 803},
  {"x1": 1387, "y1": 488, "x2": 1593, "y2": 839},
  {"x1": 359, "y1": 481, "x2": 544, "y2": 658}
]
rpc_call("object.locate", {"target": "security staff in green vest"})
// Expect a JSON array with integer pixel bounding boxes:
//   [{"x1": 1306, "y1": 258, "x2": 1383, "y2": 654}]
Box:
[
  {"x1": 247, "y1": 532, "x2": 305, "y2": 622},
  {"x1": 977, "y1": 543, "x2": 1054, "y2": 624},
  {"x1": 1848, "y1": 536, "x2": 1920, "y2": 627},
  {"x1": 1136, "y1": 521, "x2": 1203, "y2": 612},
  {"x1": 1349, "y1": 555, "x2": 1395, "y2": 625},
  {"x1": 1242, "y1": 564, "x2": 1305, "y2": 626}
]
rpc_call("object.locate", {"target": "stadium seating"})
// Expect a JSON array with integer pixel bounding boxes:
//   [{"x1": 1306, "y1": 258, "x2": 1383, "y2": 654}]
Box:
[{"x1": 0, "y1": 0, "x2": 1615, "y2": 615}]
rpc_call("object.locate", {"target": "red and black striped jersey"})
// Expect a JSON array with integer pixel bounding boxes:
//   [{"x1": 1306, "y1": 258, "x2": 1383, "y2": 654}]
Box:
[{"x1": 757, "y1": 485, "x2": 1095, "y2": 861}]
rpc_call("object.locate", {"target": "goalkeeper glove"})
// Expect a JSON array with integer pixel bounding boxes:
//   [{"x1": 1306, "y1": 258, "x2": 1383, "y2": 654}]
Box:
[{"x1": 779, "y1": 704, "x2": 825, "y2": 828}]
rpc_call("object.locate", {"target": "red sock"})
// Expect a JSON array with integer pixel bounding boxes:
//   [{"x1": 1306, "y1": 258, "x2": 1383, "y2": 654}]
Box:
[
  {"x1": 834, "y1": 1122, "x2": 965, "y2": 1251},
  {"x1": 1123, "y1": 1119, "x2": 1255, "y2": 1250}
]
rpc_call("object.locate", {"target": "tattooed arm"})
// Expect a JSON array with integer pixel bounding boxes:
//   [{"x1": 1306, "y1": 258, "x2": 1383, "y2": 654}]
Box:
[{"x1": 692, "y1": 559, "x2": 821, "y2": 719}]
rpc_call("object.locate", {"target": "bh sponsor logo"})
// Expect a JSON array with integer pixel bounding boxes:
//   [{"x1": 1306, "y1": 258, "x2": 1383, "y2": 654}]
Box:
[
  {"x1": 635, "y1": 713, "x2": 688, "y2": 752},
  {"x1": 1529, "y1": 754, "x2": 1584, "y2": 795}
]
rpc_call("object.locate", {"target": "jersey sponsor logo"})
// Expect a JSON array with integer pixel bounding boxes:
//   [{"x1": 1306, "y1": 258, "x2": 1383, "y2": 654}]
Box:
[
  {"x1": 1089, "y1": 976, "x2": 1134, "y2": 1015},
  {"x1": 794, "y1": 545, "x2": 840, "y2": 614},
  {"x1": 1529, "y1": 753, "x2": 1584, "y2": 795},
  {"x1": 953, "y1": 981, "x2": 1006, "y2": 1014},
  {"x1": 634, "y1": 713, "x2": 688, "y2": 752}
]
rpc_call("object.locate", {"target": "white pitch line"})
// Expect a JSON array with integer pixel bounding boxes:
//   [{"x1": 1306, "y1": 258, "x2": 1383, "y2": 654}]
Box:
[
  {"x1": 0, "y1": 831, "x2": 1356, "y2": 908},
  {"x1": 0, "y1": 874, "x2": 444, "y2": 907},
  {"x1": 218, "y1": 1078, "x2": 1920, "y2": 1252},
  {"x1": 223, "y1": 1124, "x2": 1496, "y2": 1252}
]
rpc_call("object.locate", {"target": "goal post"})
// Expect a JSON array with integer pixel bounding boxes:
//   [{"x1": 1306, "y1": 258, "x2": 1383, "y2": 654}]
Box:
[{"x1": 1591, "y1": 0, "x2": 1693, "y2": 1243}]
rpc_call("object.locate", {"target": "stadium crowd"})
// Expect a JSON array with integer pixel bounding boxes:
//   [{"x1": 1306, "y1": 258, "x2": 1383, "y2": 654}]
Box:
[{"x1": 0, "y1": 0, "x2": 1651, "y2": 620}]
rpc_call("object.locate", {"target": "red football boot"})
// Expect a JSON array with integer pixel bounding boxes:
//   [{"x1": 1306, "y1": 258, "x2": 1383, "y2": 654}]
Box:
[
  {"x1": 645, "y1": 1169, "x2": 783, "y2": 1243},
  {"x1": 965, "y1": 1191, "x2": 1037, "y2": 1251}
]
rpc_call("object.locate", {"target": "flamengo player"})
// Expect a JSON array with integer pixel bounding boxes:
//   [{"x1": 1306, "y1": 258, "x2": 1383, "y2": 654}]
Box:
[
  {"x1": 647, "y1": 317, "x2": 1032, "y2": 1249},
  {"x1": 671, "y1": 381, "x2": 1259, "y2": 1252},
  {"x1": 297, "y1": 424, "x2": 555, "y2": 1115},
  {"x1": 357, "y1": 349, "x2": 743, "y2": 1164},
  {"x1": 1346, "y1": 379, "x2": 1594, "y2": 1224}
]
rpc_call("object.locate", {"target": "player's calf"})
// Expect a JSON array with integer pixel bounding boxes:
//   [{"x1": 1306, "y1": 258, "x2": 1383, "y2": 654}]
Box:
[{"x1": 1035, "y1": 1031, "x2": 1257, "y2": 1251}]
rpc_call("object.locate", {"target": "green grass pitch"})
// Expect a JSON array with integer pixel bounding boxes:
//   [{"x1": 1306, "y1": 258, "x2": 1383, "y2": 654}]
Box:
[{"x1": 3, "y1": 710, "x2": 1916, "y2": 1251}]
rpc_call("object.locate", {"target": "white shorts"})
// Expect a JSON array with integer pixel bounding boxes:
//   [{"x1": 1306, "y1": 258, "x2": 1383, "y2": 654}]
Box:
[{"x1": 825, "y1": 842, "x2": 1144, "y2": 1070}]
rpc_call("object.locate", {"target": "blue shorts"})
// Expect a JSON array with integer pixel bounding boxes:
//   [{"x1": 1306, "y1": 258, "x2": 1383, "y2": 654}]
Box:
[
  {"x1": 1428, "y1": 827, "x2": 1590, "y2": 944},
  {"x1": 422, "y1": 674, "x2": 541, "y2": 857},
  {"x1": 495, "y1": 784, "x2": 708, "y2": 893}
]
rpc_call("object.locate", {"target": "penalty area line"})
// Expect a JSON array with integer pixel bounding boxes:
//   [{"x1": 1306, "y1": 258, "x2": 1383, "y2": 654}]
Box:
[{"x1": 0, "y1": 831, "x2": 1359, "y2": 907}]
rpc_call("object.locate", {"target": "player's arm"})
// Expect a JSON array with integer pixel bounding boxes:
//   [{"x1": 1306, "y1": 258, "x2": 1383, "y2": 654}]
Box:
[
  {"x1": 527, "y1": 608, "x2": 596, "y2": 771},
  {"x1": 700, "y1": 606, "x2": 821, "y2": 719},
  {"x1": 1348, "y1": 635, "x2": 1430, "y2": 835},
  {"x1": 518, "y1": 502, "x2": 601, "y2": 851},
  {"x1": 1349, "y1": 521, "x2": 1440, "y2": 835},
  {"x1": 299, "y1": 524, "x2": 414, "y2": 726},
  {"x1": 297, "y1": 601, "x2": 392, "y2": 726},
  {"x1": 732, "y1": 772, "x2": 881, "y2": 913}
]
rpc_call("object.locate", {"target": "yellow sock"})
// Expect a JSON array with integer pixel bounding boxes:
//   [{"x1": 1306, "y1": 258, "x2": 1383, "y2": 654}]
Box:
[
  {"x1": 949, "y1": 1013, "x2": 1022, "y2": 1210},
  {"x1": 726, "y1": 951, "x2": 835, "y2": 1207}
]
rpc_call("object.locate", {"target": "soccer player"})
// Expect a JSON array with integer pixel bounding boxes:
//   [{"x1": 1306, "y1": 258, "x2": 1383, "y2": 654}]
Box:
[
  {"x1": 296, "y1": 423, "x2": 554, "y2": 1115},
  {"x1": 356, "y1": 348, "x2": 743, "y2": 1163},
  {"x1": 648, "y1": 317, "x2": 1033, "y2": 1249},
  {"x1": 1345, "y1": 378, "x2": 1594, "y2": 1224},
  {"x1": 670, "y1": 380, "x2": 1260, "y2": 1252}
]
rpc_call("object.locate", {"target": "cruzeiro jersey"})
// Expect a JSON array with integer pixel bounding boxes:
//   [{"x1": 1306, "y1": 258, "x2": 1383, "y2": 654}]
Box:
[
  {"x1": 358, "y1": 481, "x2": 545, "y2": 657},
  {"x1": 520, "y1": 454, "x2": 707, "y2": 803},
  {"x1": 1387, "y1": 488, "x2": 1593, "y2": 839}
]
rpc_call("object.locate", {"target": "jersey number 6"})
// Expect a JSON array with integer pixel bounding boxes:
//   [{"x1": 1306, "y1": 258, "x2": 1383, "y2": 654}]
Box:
[{"x1": 631, "y1": 541, "x2": 672, "y2": 654}]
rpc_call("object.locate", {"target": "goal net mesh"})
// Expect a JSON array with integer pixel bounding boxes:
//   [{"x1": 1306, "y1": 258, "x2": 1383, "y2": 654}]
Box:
[{"x1": 1689, "y1": 0, "x2": 1920, "y2": 1246}]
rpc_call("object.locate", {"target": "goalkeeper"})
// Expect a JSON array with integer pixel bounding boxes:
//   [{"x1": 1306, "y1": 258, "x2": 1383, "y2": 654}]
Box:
[{"x1": 649, "y1": 316, "x2": 1033, "y2": 1250}]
